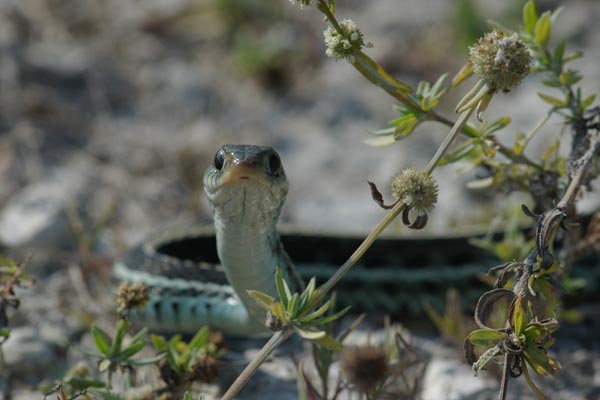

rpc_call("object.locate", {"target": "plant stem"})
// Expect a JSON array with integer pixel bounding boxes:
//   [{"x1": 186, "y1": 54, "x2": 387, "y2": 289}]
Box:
[
  {"x1": 223, "y1": 87, "x2": 474, "y2": 400},
  {"x1": 307, "y1": 108, "x2": 472, "y2": 310},
  {"x1": 425, "y1": 109, "x2": 473, "y2": 174},
  {"x1": 221, "y1": 330, "x2": 292, "y2": 400},
  {"x1": 498, "y1": 353, "x2": 510, "y2": 400},
  {"x1": 0, "y1": 344, "x2": 12, "y2": 400}
]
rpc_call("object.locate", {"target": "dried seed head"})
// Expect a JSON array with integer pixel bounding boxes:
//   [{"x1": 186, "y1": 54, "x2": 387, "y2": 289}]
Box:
[
  {"x1": 188, "y1": 355, "x2": 219, "y2": 384},
  {"x1": 324, "y1": 19, "x2": 366, "y2": 60},
  {"x1": 391, "y1": 167, "x2": 438, "y2": 213},
  {"x1": 115, "y1": 282, "x2": 150, "y2": 319},
  {"x1": 469, "y1": 30, "x2": 531, "y2": 93},
  {"x1": 340, "y1": 346, "x2": 388, "y2": 393}
]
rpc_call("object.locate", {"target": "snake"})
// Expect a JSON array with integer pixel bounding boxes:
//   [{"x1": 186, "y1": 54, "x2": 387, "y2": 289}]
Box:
[
  {"x1": 114, "y1": 145, "x2": 600, "y2": 336},
  {"x1": 114, "y1": 144, "x2": 303, "y2": 336}
]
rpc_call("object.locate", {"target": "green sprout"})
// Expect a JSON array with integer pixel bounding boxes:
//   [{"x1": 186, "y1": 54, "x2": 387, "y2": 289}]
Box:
[
  {"x1": 80, "y1": 320, "x2": 164, "y2": 389},
  {"x1": 151, "y1": 326, "x2": 225, "y2": 388},
  {"x1": 248, "y1": 268, "x2": 350, "y2": 350},
  {"x1": 465, "y1": 290, "x2": 560, "y2": 399}
]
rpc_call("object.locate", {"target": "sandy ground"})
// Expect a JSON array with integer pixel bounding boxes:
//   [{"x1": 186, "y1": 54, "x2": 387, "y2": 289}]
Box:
[{"x1": 0, "y1": 0, "x2": 599, "y2": 399}]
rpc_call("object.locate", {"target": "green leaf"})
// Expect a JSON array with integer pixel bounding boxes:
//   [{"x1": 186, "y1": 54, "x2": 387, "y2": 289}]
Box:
[
  {"x1": 483, "y1": 117, "x2": 511, "y2": 136},
  {"x1": 451, "y1": 63, "x2": 473, "y2": 88},
  {"x1": 247, "y1": 290, "x2": 275, "y2": 311},
  {"x1": 369, "y1": 126, "x2": 396, "y2": 136},
  {"x1": 523, "y1": 345, "x2": 560, "y2": 376},
  {"x1": 63, "y1": 376, "x2": 106, "y2": 390},
  {"x1": 472, "y1": 345, "x2": 502, "y2": 376},
  {"x1": 312, "y1": 333, "x2": 343, "y2": 351},
  {"x1": 305, "y1": 277, "x2": 316, "y2": 298},
  {"x1": 523, "y1": 324, "x2": 544, "y2": 343},
  {"x1": 466, "y1": 176, "x2": 494, "y2": 189},
  {"x1": 514, "y1": 131, "x2": 526, "y2": 155},
  {"x1": 307, "y1": 305, "x2": 352, "y2": 326},
  {"x1": 275, "y1": 267, "x2": 291, "y2": 308},
  {"x1": 119, "y1": 340, "x2": 146, "y2": 360},
  {"x1": 91, "y1": 325, "x2": 112, "y2": 356},
  {"x1": 365, "y1": 135, "x2": 398, "y2": 147},
  {"x1": 127, "y1": 354, "x2": 167, "y2": 366},
  {"x1": 554, "y1": 41, "x2": 566, "y2": 63},
  {"x1": 391, "y1": 114, "x2": 419, "y2": 139},
  {"x1": 541, "y1": 78, "x2": 562, "y2": 88},
  {"x1": 467, "y1": 329, "x2": 507, "y2": 347},
  {"x1": 128, "y1": 328, "x2": 148, "y2": 346},
  {"x1": 437, "y1": 139, "x2": 478, "y2": 166},
  {"x1": 350, "y1": 51, "x2": 412, "y2": 95},
  {"x1": 430, "y1": 73, "x2": 448, "y2": 97},
  {"x1": 559, "y1": 71, "x2": 582, "y2": 86},
  {"x1": 287, "y1": 293, "x2": 300, "y2": 317},
  {"x1": 582, "y1": 94, "x2": 596, "y2": 110},
  {"x1": 534, "y1": 12, "x2": 551, "y2": 47},
  {"x1": 270, "y1": 301, "x2": 286, "y2": 322},
  {"x1": 293, "y1": 327, "x2": 326, "y2": 340},
  {"x1": 188, "y1": 326, "x2": 210, "y2": 351},
  {"x1": 521, "y1": 362, "x2": 548, "y2": 400},
  {"x1": 0, "y1": 256, "x2": 17, "y2": 269},
  {"x1": 299, "y1": 299, "x2": 333, "y2": 322},
  {"x1": 150, "y1": 334, "x2": 167, "y2": 351},
  {"x1": 167, "y1": 334, "x2": 183, "y2": 367},
  {"x1": 98, "y1": 359, "x2": 112, "y2": 373},
  {"x1": 111, "y1": 320, "x2": 128, "y2": 355},
  {"x1": 512, "y1": 297, "x2": 526, "y2": 335},
  {"x1": 538, "y1": 92, "x2": 565, "y2": 107},
  {"x1": 522, "y1": 0, "x2": 537, "y2": 35}
]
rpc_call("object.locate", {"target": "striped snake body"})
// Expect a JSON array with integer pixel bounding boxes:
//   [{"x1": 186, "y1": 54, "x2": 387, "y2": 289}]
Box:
[{"x1": 115, "y1": 145, "x2": 302, "y2": 335}]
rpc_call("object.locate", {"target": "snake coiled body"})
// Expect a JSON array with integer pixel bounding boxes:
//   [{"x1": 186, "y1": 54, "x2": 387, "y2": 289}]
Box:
[{"x1": 115, "y1": 145, "x2": 302, "y2": 335}]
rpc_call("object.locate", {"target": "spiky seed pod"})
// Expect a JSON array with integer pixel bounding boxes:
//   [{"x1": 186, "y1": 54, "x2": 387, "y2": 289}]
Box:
[
  {"x1": 340, "y1": 346, "x2": 388, "y2": 393},
  {"x1": 188, "y1": 355, "x2": 219, "y2": 384},
  {"x1": 469, "y1": 30, "x2": 531, "y2": 93},
  {"x1": 391, "y1": 167, "x2": 438, "y2": 213}
]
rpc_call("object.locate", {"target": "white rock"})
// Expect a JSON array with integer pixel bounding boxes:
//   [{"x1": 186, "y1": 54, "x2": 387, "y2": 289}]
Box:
[
  {"x1": 0, "y1": 169, "x2": 84, "y2": 248},
  {"x1": 422, "y1": 357, "x2": 496, "y2": 400},
  {"x1": 2, "y1": 326, "x2": 56, "y2": 374}
]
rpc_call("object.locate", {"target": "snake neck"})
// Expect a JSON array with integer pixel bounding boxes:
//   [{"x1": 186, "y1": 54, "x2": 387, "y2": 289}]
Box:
[{"x1": 214, "y1": 218, "x2": 284, "y2": 321}]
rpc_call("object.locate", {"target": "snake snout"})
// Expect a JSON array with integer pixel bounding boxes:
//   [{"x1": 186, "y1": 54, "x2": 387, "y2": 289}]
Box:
[{"x1": 221, "y1": 161, "x2": 263, "y2": 185}]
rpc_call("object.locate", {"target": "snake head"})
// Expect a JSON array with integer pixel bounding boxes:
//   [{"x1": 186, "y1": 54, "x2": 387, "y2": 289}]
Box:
[{"x1": 203, "y1": 145, "x2": 289, "y2": 226}]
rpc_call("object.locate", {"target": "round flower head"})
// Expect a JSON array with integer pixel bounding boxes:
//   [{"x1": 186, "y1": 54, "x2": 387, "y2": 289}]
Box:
[
  {"x1": 469, "y1": 30, "x2": 531, "y2": 93},
  {"x1": 324, "y1": 19, "x2": 365, "y2": 60},
  {"x1": 391, "y1": 167, "x2": 438, "y2": 229},
  {"x1": 391, "y1": 167, "x2": 438, "y2": 212}
]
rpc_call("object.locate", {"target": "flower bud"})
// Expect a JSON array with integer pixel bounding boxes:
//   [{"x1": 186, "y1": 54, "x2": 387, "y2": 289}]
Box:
[
  {"x1": 469, "y1": 30, "x2": 531, "y2": 93},
  {"x1": 391, "y1": 167, "x2": 438, "y2": 213},
  {"x1": 324, "y1": 19, "x2": 366, "y2": 60}
]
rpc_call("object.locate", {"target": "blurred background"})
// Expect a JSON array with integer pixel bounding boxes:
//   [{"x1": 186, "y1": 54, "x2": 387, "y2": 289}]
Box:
[
  {"x1": 1, "y1": 0, "x2": 600, "y2": 398},
  {"x1": 0, "y1": 0, "x2": 598, "y2": 252}
]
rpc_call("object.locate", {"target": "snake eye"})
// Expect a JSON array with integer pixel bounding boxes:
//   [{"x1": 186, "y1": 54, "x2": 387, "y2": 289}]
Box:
[
  {"x1": 214, "y1": 150, "x2": 225, "y2": 171},
  {"x1": 267, "y1": 152, "x2": 281, "y2": 175}
]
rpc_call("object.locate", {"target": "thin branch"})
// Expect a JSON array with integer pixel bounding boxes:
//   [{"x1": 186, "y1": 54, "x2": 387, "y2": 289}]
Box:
[
  {"x1": 498, "y1": 353, "x2": 510, "y2": 400},
  {"x1": 221, "y1": 330, "x2": 292, "y2": 400}
]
